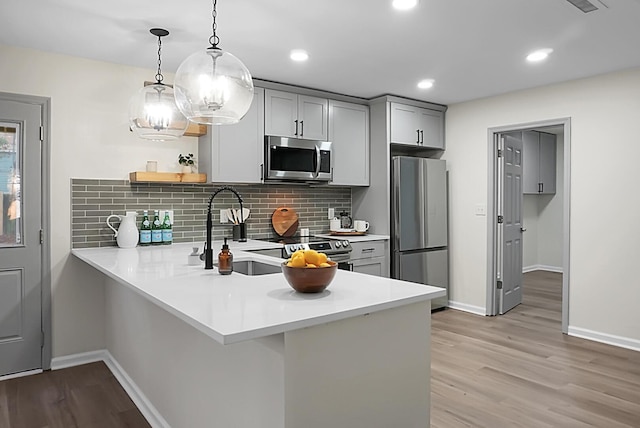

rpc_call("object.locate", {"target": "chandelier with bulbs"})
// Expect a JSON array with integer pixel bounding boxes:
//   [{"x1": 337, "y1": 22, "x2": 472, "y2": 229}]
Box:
[
  {"x1": 173, "y1": 0, "x2": 254, "y2": 125},
  {"x1": 129, "y1": 28, "x2": 188, "y2": 141}
]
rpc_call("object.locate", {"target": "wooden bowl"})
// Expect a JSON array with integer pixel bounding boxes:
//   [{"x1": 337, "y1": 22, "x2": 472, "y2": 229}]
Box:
[{"x1": 281, "y1": 261, "x2": 338, "y2": 293}]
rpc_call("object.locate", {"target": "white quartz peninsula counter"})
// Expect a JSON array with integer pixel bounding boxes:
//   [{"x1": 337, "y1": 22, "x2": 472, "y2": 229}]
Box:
[{"x1": 73, "y1": 241, "x2": 444, "y2": 428}]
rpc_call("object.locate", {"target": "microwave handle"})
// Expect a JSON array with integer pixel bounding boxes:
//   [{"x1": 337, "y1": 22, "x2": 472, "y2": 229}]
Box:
[{"x1": 314, "y1": 145, "x2": 321, "y2": 178}]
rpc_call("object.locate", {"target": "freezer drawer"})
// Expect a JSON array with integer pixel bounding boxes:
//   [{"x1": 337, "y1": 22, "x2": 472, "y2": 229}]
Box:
[{"x1": 396, "y1": 249, "x2": 448, "y2": 310}]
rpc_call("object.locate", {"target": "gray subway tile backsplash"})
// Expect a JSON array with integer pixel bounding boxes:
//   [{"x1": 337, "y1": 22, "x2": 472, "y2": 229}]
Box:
[{"x1": 70, "y1": 179, "x2": 351, "y2": 248}]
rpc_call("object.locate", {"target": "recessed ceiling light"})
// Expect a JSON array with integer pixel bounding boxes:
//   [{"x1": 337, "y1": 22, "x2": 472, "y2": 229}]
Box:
[
  {"x1": 526, "y1": 48, "x2": 553, "y2": 63},
  {"x1": 290, "y1": 49, "x2": 309, "y2": 62},
  {"x1": 417, "y1": 79, "x2": 434, "y2": 89},
  {"x1": 392, "y1": 0, "x2": 419, "y2": 11}
]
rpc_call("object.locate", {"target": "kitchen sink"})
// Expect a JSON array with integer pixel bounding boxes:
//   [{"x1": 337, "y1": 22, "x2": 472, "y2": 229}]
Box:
[{"x1": 215, "y1": 260, "x2": 282, "y2": 276}]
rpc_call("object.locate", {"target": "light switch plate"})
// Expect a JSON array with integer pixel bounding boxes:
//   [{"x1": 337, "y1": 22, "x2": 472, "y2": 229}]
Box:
[
  {"x1": 220, "y1": 209, "x2": 228, "y2": 223},
  {"x1": 475, "y1": 204, "x2": 486, "y2": 216},
  {"x1": 328, "y1": 208, "x2": 335, "y2": 219}
]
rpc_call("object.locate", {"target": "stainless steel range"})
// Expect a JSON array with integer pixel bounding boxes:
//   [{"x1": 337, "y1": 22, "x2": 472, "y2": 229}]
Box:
[
  {"x1": 282, "y1": 238, "x2": 352, "y2": 263},
  {"x1": 253, "y1": 236, "x2": 352, "y2": 263}
]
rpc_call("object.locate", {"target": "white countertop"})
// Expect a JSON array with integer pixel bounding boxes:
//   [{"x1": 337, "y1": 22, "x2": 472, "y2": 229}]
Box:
[
  {"x1": 72, "y1": 241, "x2": 443, "y2": 345},
  {"x1": 314, "y1": 233, "x2": 390, "y2": 242}
]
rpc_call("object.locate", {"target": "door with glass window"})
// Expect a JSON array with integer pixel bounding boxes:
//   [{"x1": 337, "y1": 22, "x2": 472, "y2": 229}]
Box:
[{"x1": 0, "y1": 98, "x2": 43, "y2": 376}]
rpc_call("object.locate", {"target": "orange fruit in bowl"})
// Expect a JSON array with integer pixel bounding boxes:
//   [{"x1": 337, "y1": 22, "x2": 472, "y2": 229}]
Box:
[{"x1": 289, "y1": 253, "x2": 306, "y2": 268}]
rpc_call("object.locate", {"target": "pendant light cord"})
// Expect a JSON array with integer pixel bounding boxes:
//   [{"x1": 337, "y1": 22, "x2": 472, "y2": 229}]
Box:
[
  {"x1": 208, "y1": 0, "x2": 220, "y2": 49},
  {"x1": 155, "y1": 34, "x2": 164, "y2": 84}
]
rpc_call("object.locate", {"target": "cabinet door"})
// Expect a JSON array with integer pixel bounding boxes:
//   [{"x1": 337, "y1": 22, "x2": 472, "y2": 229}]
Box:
[
  {"x1": 264, "y1": 89, "x2": 298, "y2": 138},
  {"x1": 351, "y1": 257, "x2": 385, "y2": 277},
  {"x1": 298, "y1": 95, "x2": 328, "y2": 140},
  {"x1": 328, "y1": 100, "x2": 369, "y2": 186},
  {"x1": 418, "y1": 109, "x2": 444, "y2": 149},
  {"x1": 538, "y1": 132, "x2": 556, "y2": 194},
  {"x1": 522, "y1": 131, "x2": 540, "y2": 194},
  {"x1": 200, "y1": 88, "x2": 264, "y2": 183},
  {"x1": 390, "y1": 103, "x2": 420, "y2": 146}
]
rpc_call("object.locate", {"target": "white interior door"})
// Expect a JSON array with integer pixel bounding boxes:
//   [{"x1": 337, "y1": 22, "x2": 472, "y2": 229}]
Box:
[
  {"x1": 499, "y1": 134, "x2": 523, "y2": 314},
  {"x1": 0, "y1": 98, "x2": 43, "y2": 376}
]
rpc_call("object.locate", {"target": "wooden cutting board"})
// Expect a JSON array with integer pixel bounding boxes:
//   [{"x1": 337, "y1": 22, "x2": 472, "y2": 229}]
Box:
[{"x1": 271, "y1": 207, "x2": 299, "y2": 237}]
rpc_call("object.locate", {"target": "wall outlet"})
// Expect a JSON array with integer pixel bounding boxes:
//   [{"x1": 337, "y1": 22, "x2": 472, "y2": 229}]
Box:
[
  {"x1": 328, "y1": 208, "x2": 335, "y2": 219},
  {"x1": 475, "y1": 204, "x2": 486, "y2": 216},
  {"x1": 220, "y1": 209, "x2": 228, "y2": 223},
  {"x1": 161, "y1": 210, "x2": 174, "y2": 224}
]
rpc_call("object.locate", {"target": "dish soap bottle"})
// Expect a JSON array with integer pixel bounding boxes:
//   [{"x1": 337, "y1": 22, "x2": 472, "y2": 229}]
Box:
[{"x1": 218, "y1": 237, "x2": 233, "y2": 275}]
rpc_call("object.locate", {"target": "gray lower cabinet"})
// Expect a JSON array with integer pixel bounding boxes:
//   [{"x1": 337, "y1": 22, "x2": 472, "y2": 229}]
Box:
[
  {"x1": 349, "y1": 240, "x2": 389, "y2": 278},
  {"x1": 390, "y1": 102, "x2": 444, "y2": 149},
  {"x1": 198, "y1": 88, "x2": 265, "y2": 183},
  {"x1": 523, "y1": 130, "x2": 556, "y2": 194},
  {"x1": 328, "y1": 100, "x2": 370, "y2": 186}
]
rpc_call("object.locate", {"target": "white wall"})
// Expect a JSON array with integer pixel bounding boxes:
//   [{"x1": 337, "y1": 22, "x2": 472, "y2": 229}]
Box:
[
  {"x1": 523, "y1": 135, "x2": 564, "y2": 272},
  {"x1": 0, "y1": 43, "x2": 198, "y2": 358},
  {"x1": 444, "y1": 67, "x2": 640, "y2": 342}
]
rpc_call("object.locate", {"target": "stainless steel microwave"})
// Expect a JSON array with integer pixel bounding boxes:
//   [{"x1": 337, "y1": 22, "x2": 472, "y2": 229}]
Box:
[{"x1": 264, "y1": 136, "x2": 333, "y2": 182}]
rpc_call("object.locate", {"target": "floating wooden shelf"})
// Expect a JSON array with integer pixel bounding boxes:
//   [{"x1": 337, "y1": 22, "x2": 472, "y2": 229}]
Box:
[
  {"x1": 184, "y1": 122, "x2": 207, "y2": 137},
  {"x1": 129, "y1": 171, "x2": 207, "y2": 183}
]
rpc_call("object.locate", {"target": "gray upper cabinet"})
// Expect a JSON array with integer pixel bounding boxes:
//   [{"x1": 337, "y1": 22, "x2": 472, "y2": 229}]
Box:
[
  {"x1": 328, "y1": 100, "x2": 370, "y2": 186},
  {"x1": 390, "y1": 102, "x2": 444, "y2": 149},
  {"x1": 198, "y1": 88, "x2": 265, "y2": 184},
  {"x1": 522, "y1": 130, "x2": 556, "y2": 194},
  {"x1": 264, "y1": 89, "x2": 328, "y2": 141}
]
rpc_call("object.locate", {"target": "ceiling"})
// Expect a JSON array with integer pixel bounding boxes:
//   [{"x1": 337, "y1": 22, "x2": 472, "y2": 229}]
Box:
[{"x1": 2, "y1": 0, "x2": 640, "y2": 105}]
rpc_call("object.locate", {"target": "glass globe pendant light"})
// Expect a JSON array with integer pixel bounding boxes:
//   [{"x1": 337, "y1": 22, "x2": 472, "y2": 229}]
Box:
[
  {"x1": 174, "y1": 0, "x2": 254, "y2": 125},
  {"x1": 129, "y1": 28, "x2": 189, "y2": 141}
]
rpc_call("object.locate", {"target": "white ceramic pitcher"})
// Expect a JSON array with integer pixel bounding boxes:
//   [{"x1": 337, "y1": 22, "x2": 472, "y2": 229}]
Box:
[{"x1": 106, "y1": 211, "x2": 139, "y2": 248}]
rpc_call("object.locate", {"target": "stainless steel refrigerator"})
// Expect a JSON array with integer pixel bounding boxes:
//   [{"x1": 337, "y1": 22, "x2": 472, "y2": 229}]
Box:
[{"x1": 391, "y1": 156, "x2": 448, "y2": 310}]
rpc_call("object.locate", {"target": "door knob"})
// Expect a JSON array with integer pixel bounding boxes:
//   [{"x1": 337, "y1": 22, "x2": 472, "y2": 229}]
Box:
[{"x1": 520, "y1": 227, "x2": 527, "y2": 232}]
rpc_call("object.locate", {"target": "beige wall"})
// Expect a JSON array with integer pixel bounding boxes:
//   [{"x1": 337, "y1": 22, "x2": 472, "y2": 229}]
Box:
[
  {"x1": 2, "y1": 42, "x2": 639, "y2": 356},
  {"x1": 444, "y1": 67, "x2": 640, "y2": 342},
  {"x1": 0, "y1": 43, "x2": 198, "y2": 357}
]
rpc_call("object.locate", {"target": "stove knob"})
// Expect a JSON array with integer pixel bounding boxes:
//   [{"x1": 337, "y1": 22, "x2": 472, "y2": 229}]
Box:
[
  {"x1": 342, "y1": 240, "x2": 350, "y2": 247},
  {"x1": 335, "y1": 241, "x2": 341, "y2": 248}
]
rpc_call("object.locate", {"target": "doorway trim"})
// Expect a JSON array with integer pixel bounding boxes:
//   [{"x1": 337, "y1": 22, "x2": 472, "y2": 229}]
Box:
[
  {"x1": 0, "y1": 91, "x2": 51, "y2": 369},
  {"x1": 486, "y1": 117, "x2": 571, "y2": 333}
]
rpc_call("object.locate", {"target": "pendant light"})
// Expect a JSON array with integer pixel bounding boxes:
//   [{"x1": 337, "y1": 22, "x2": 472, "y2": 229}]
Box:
[
  {"x1": 173, "y1": 0, "x2": 254, "y2": 125},
  {"x1": 129, "y1": 28, "x2": 189, "y2": 141}
]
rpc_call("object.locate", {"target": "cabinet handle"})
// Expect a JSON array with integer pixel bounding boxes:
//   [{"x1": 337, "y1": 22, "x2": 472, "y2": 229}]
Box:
[
  {"x1": 540, "y1": 183, "x2": 543, "y2": 193},
  {"x1": 362, "y1": 248, "x2": 375, "y2": 253},
  {"x1": 420, "y1": 130, "x2": 424, "y2": 145},
  {"x1": 300, "y1": 120, "x2": 304, "y2": 137},
  {"x1": 294, "y1": 120, "x2": 298, "y2": 136},
  {"x1": 260, "y1": 163, "x2": 264, "y2": 181},
  {"x1": 416, "y1": 129, "x2": 420, "y2": 144}
]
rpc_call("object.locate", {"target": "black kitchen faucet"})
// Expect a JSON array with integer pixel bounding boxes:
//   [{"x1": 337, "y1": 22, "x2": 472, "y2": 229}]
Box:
[{"x1": 204, "y1": 186, "x2": 245, "y2": 269}]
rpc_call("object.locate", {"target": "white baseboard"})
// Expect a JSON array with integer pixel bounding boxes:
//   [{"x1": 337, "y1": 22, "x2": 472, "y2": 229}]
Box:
[
  {"x1": 51, "y1": 350, "x2": 170, "y2": 428},
  {"x1": 447, "y1": 301, "x2": 487, "y2": 316},
  {"x1": 568, "y1": 327, "x2": 640, "y2": 352},
  {"x1": 51, "y1": 349, "x2": 107, "y2": 370},
  {"x1": 523, "y1": 264, "x2": 563, "y2": 274},
  {"x1": 0, "y1": 369, "x2": 43, "y2": 382}
]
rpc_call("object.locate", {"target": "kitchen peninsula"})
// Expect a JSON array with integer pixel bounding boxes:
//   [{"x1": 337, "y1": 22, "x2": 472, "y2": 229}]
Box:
[{"x1": 73, "y1": 241, "x2": 444, "y2": 428}]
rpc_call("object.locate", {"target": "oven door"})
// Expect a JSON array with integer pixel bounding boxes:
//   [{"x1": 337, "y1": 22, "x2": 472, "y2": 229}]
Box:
[
  {"x1": 329, "y1": 253, "x2": 352, "y2": 271},
  {"x1": 265, "y1": 136, "x2": 332, "y2": 181}
]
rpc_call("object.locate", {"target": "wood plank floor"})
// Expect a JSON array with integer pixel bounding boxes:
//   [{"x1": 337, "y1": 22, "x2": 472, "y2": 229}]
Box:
[
  {"x1": 2, "y1": 271, "x2": 638, "y2": 427},
  {"x1": 431, "y1": 270, "x2": 640, "y2": 428},
  {"x1": 0, "y1": 361, "x2": 150, "y2": 428}
]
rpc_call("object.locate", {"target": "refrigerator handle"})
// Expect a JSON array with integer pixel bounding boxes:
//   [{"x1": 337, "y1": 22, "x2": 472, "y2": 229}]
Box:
[{"x1": 392, "y1": 157, "x2": 402, "y2": 256}]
